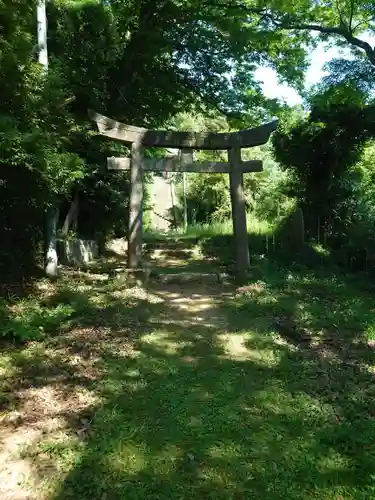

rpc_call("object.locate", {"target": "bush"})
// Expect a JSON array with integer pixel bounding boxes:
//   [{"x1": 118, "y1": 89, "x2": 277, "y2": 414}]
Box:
[
  {"x1": 0, "y1": 297, "x2": 74, "y2": 342},
  {"x1": 177, "y1": 173, "x2": 231, "y2": 225}
]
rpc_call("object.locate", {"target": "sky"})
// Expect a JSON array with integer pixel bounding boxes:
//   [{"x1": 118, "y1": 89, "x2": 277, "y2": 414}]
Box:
[
  {"x1": 255, "y1": 33, "x2": 375, "y2": 105},
  {"x1": 254, "y1": 45, "x2": 338, "y2": 105}
]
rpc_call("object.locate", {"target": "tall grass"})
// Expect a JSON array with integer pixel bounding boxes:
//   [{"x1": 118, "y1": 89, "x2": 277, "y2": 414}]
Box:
[{"x1": 146, "y1": 215, "x2": 273, "y2": 240}]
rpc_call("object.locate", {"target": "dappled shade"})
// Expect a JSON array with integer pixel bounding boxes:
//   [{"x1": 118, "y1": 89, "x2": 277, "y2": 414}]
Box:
[{"x1": 2, "y1": 237, "x2": 375, "y2": 499}]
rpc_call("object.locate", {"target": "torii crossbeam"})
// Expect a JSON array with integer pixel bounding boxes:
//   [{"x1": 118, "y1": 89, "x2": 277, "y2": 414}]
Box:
[{"x1": 89, "y1": 110, "x2": 278, "y2": 279}]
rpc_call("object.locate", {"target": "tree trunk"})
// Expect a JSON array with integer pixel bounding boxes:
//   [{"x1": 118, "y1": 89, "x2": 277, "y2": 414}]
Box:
[
  {"x1": 44, "y1": 206, "x2": 59, "y2": 278},
  {"x1": 37, "y1": 0, "x2": 48, "y2": 68},
  {"x1": 37, "y1": 0, "x2": 52, "y2": 277},
  {"x1": 61, "y1": 194, "x2": 79, "y2": 235}
]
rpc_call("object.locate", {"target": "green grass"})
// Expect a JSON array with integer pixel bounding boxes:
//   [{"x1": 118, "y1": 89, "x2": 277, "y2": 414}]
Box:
[
  {"x1": 145, "y1": 214, "x2": 272, "y2": 240},
  {"x1": 1, "y1": 244, "x2": 375, "y2": 499}
]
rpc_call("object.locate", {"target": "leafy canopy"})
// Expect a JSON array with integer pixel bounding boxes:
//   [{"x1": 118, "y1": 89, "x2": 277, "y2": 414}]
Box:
[
  {"x1": 48, "y1": 0, "x2": 312, "y2": 123},
  {"x1": 273, "y1": 83, "x2": 375, "y2": 235}
]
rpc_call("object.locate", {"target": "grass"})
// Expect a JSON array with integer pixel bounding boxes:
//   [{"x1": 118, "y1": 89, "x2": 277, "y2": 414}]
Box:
[
  {"x1": 182, "y1": 217, "x2": 271, "y2": 238},
  {"x1": 1, "y1": 239, "x2": 375, "y2": 499},
  {"x1": 145, "y1": 215, "x2": 272, "y2": 240}
]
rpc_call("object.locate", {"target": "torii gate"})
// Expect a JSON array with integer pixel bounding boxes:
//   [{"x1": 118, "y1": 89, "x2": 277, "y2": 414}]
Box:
[{"x1": 89, "y1": 110, "x2": 277, "y2": 278}]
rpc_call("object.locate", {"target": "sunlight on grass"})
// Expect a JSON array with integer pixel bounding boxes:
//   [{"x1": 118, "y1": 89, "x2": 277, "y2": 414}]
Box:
[
  {"x1": 311, "y1": 242, "x2": 331, "y2": 256},
  {"x1": 0, "y1": 354, "x2": 16, "y2": 378},
  {"x1": 2, "y1": 235, "x2": 375, "y2": 499},
  {"x1": 146, "y1": 214, "x2": 272, "y2": 239},
  {"x1": 366, "y1": 324, "x2": 375, "y2": 340},
  {"x1": 141, "y1": 331, "x2": 193, "y2": 355},
  {"x1": 180, "y1": 215, "x2": 271, "y2": 238},
  {"x1": 0, "y1": 296, "x2": 74, "y2": 341},
  {"x1": 217, "y1": 331, "x2": 281, "y2": 365},
  {"x1": 107, "y1": 442, "x2": 148, "y2": 476}
]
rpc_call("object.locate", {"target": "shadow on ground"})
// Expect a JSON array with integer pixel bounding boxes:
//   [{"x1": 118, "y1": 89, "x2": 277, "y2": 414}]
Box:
[{"x1": 1, "y1": 241, "x2": 375, "y2": 499}]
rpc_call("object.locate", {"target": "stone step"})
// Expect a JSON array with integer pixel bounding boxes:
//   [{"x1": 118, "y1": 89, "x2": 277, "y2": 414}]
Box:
[
  {"x1": 154, "y1": 271, "x2": 231, "y2": 285},
  {"x1": 144, "y1": 239, "x2": 199, "y2": 251},
  {"x1": 110, "y1": 266, "x2": 232, "y2": 286},
  {"x1": 149, "y1": 248, "x2": 197, "y2": 258}
]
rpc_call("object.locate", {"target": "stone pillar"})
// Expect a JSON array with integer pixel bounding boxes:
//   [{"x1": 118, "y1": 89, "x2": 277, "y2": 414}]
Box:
[
  {"x1": 128, "y1": 141, "x2": 143, "y2": 268},
  {"x1": 228, "y1": 147, "x2": 250, "y2": 280}
]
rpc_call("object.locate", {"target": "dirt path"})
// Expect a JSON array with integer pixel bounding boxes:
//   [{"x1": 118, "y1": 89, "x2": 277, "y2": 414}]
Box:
[{"x1": 0, "y1": 241, "x2": 236, "y2": 500}]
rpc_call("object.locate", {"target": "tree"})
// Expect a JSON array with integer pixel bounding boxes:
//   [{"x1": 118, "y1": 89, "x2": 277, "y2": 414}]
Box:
[
  {"x1": 273, "y1": 83, "x2": 375, "y2": 241},
  {"x1": 222, "y1": 0, "x2": 375, "y2": 67},
  {"x1": 47, "y1": 0, "x2": 314, "y2": 125},
  {"x1": 8, "y1": 0, "x2": 373, "y2": 282},
  {"x1": 320, "y1": 57, "x2": 375, "y2": 98},
  {"x1": 37, "y1": 0, "x2": 60, "y2": 278},
  {"x1": 0, "y1": 0, "x2": 87, "y2": 280}
]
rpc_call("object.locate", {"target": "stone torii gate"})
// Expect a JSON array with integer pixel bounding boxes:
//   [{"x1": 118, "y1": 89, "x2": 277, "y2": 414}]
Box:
[{"x1": 89, "y1": 110, "x2": 277, "y2": 278}]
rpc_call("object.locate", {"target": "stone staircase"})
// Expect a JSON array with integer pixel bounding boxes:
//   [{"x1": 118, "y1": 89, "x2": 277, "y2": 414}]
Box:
[
  {"x1": 143, "y1": 237, "x2": 230, "y2": 285},
  {"x1": 105, "y1": 236, "x2": 231, "y2": 287}
]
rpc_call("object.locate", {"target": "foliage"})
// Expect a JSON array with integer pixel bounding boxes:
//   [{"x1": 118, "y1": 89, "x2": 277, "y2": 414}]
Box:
[
  {"x1": 273, "y1": 85, "x2": 375, "y2": 240},
  {"x1": 1, "y1": 0, "x2": 318, "y2": 281},
  {"x1": 46, "y1": 0, "x2": 315, "y2": 123},
  {"x1": 182, "y1": 173, "x2": 232, "y2": 224},
  {"x1": 341, "y1": 139, "x2": 375, "y2": 258},
  {"x1": 0, "y1": 296, "x2": 74, "y2": 341},
  {"x1": 253, "y1": 166, "x2": 295, "y2": 220},
  {"x1": 321, "y1": 57, "x2": 375, "y2": 99},
  {"x1": 0, "y1": 1, "x2": 85, "y2": 277},
  {"x1": 168, "y1": 111, "x2": 287, "y2": 226},
  {"x1": 238, "y1": 0, "x2": 375, "y2": 67}
]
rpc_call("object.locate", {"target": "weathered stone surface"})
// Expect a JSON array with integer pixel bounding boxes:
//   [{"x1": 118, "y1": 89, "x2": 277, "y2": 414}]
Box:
[
  {"x1": 106, "y1": 238, "x2": 128, "y2": 255},
  {"x1": 156, "y1": 272, "x2": 229, "y2": 285},
  {"x1": 108, "y1": 156, "x2": 263, "y2": 173},
  {"x1": 128, "y1": 142, "x2": 143, "y2": 269},
  {"x1": 90, "y1": 109, "x2": 278, "y2": 150},
  {"x1": 229, "y1": 147, "x2": 250, "y2": 278},
  {"x1": 57, "y1": 239, "x2": 99, "y2": 266}
]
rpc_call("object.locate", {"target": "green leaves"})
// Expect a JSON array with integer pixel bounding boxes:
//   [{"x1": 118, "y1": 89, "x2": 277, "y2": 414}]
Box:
[
  {"x1": 248, "y1": 0, "x2": 375, "y2": 66},
  {"x1": 46, "y1": 0, "x2": 317, "y2": 123},
  {"x1": 272, "y1": 83, "x2": 375, "y2": 242},
  {"x1": 320, "y1": 57, "x2": 375, "y2": 98},
  {"x1": 0, "y1": 297, "x2": 74, "y2": 341}
]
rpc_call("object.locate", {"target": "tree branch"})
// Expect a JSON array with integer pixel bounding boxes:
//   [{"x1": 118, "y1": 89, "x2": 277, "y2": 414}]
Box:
[
  {"x1": 335, "y1": 0, "x2": 346, "y2": 28},
  {"x1": 348, "y1": 0, "x2": 355, "y2": 31},
  {"x1": 257, "y1": 12, "x2": 375, "y2": 66},
  {"x1": 283, "y1": 21, "x2": 375, "y2": 64},
  {"x1": 175, "y1": 69, "x2": 242, "y2": 119},
  {"x1": 352, "y1": 15, "x2": 375, "y2": 32},
  {"x1": 198, "y1": 1, "x2": 375, "y2": 66},
  {"x1": 342, "y1": 31, "x2": 375, "y2": 65}
]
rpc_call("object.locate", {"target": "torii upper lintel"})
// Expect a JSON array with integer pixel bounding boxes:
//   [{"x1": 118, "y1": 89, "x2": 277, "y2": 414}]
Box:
[{"x1": 89, "y1": 110, "x2": 277, "y2": 150}]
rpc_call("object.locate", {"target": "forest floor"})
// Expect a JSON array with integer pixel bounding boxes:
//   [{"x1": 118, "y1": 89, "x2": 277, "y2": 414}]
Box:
[{"x1": 1, "y1": 237, "x2": 375, "y2": 499}]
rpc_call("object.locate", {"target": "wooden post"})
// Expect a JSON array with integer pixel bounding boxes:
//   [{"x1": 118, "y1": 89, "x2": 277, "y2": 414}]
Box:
[
  {"x1": 229, "y1": 147, "x2": 250, "y2": 280},
  {"x1": 128, "y1": 141, "x2": 143, "y2": 268}
]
